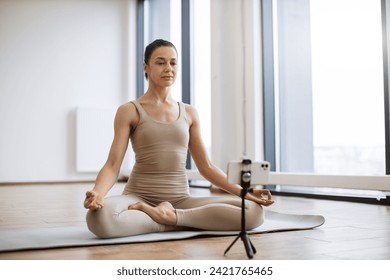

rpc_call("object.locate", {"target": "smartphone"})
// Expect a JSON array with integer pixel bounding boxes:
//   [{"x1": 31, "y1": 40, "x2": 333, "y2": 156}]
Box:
[{"x1": 227, "y1": 161, "x2": 270, "y2": 185}]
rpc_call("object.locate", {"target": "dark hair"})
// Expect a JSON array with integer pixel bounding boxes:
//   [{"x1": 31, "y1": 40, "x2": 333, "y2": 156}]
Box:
[{"x1": 144, "y1": 39, "x2": 177, "y2": 79}]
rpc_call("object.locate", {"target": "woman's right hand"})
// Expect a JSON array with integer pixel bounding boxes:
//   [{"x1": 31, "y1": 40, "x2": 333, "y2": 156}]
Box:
[{"x1": 84, "y1": 190, "x2": 104, "y2": 210}]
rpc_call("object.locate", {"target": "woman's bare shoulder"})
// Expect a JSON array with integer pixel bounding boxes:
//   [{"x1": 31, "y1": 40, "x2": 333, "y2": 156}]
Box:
[
  {"x1": 116, "y1": 101, "x2": 139, "y2": 126},
  {"x1": 184, "y1": 103, "x2": 199, "y2": 125},
  {"x1": 183, "y1": 103, "x2": 198, "y2": 115}
]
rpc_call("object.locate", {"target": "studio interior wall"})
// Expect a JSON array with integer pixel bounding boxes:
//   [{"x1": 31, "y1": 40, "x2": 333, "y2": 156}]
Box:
[{"x1": 0, "y1": 0, "x2": 136, "y2": 183}]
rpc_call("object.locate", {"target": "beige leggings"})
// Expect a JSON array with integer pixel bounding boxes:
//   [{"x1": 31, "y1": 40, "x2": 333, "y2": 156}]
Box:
[{"x1": 86, "y1": 194, "x2": 264, "y2": 238}]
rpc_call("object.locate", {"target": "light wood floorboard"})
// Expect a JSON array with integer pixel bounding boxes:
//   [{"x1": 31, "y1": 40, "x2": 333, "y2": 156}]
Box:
[{"x1": 0, "y1": 183, "x2": 389, "y2": 260}]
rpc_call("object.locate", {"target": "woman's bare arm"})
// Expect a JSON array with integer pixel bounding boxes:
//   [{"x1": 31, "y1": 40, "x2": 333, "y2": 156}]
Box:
[{"x1": 84, "y1": 102, "x2": 139, "y2": 210}]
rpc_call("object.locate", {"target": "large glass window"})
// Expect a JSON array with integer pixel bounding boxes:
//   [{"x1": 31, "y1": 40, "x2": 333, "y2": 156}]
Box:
[
  {"x1": 311, "y1": 0, "x2": 385, "y2": 175},
  {"x1": 267, "y1": 0, "x2": 386, "y2": 176}
]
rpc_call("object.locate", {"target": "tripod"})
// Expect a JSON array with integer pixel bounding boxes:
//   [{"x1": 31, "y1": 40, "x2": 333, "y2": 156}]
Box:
[{"x1": 224, "y1": 159, "x2": 257, "y2": 259}]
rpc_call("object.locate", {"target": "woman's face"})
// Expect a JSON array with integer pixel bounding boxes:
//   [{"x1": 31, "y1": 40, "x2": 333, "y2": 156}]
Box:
[{"x1": 144, "y1": 46, "x2": 178, "y2": 87}]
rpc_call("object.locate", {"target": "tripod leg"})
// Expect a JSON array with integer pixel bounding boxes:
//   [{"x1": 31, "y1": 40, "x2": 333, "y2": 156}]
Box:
[
  {"x1": 241, "y1": 233, "x2": 255, "y2": 259},
  {"x1": 249, "y1": 238, "x2": 257, "y2": 254},
  {"x1": 224, "y1": 235, "x2": 240, "y2": 256}
]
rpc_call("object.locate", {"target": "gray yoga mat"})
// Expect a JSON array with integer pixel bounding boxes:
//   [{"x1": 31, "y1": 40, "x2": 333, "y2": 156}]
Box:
[{"x1": 0, "y1": 211, "x2": 325, "y2": 252}]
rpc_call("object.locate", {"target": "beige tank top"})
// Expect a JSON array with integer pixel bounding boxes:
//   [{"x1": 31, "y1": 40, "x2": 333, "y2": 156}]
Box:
[{"x1": 123, "y1": 100, "x2": 191, "y2": 205}]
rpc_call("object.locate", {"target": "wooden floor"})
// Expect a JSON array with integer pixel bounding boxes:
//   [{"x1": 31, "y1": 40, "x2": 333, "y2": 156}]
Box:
[{"x1": 0, "y1": 182, "x2": 389, "y2": 260}]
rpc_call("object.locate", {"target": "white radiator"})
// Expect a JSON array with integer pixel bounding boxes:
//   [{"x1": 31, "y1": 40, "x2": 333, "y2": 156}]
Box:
[{"x1": 75, "y1": 107, "x2": 132, "y2": 174}]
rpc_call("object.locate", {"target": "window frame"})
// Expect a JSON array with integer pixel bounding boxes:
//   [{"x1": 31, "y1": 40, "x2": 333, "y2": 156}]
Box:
[{"x1": 382, "y1": 0, "x2": 390, "y2": 174}]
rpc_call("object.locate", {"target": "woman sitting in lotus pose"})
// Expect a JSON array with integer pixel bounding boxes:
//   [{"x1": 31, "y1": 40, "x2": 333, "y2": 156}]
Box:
[{"x1": 83, "y1": 39, "x2": 274, "y2": 238}]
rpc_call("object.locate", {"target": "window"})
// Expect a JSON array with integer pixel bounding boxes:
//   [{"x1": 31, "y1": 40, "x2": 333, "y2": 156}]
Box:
[
  {"x1": 264, "y1": 0, "x2": 387, "y2": 176},
  {"x1": 311, "y1": 0, "x2": 385, "y2": 175},
  {"x1": 262, "y1": 0, "x2": 390, "y2": 202}
]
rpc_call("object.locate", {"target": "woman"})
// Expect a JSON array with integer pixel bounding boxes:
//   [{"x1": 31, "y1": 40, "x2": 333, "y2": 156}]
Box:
[{"x1": 84, "y1": 39, "x2": 273, "y2": 238}]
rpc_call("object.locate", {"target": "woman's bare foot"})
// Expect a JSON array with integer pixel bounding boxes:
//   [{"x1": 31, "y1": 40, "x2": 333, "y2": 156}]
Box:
[{"x1": 128, "y1": 201, "x2": 177, "y2": 226}]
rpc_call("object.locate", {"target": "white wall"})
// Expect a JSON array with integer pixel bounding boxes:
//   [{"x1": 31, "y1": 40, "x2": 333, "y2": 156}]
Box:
[{"x1": 0, "y1": 0, "x2": 137, "y2": 182}]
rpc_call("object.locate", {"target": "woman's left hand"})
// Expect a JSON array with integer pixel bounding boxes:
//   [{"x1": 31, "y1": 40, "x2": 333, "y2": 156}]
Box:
[{"x1": 248, "y1": 189, "x2": 274, "y2": 206}]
